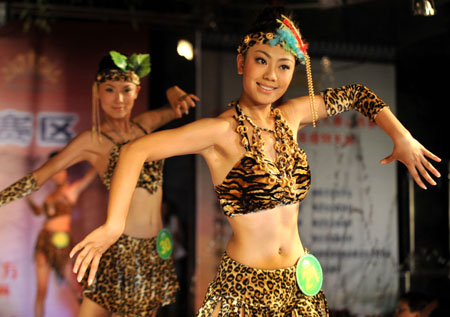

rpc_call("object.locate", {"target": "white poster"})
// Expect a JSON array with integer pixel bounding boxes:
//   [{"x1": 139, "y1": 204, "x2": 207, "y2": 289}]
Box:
[{"x1": 289, "y1": 59, "x2": 399, "y2": 315}]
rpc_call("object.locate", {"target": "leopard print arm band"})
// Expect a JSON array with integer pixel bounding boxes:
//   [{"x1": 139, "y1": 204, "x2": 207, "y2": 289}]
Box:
[
  {"x1": 321, "y1": 84, "x2": 389, "y2": 122},
  {"x1": 0, "y1": 173, "x2": 40, "y2": 207}
]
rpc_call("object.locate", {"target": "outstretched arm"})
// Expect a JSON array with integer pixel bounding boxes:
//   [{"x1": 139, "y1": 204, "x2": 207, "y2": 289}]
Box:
[
  {"x1": 70, "y1": 117, "x2": 224, "y2": 284},
  {"x1": 140, "y1": 85, "x2": 199, "y2": 132},
  {"x1": 375, "y1": 108, "x2": 441, "y2": 189},
  {"x1": 0, "y1": 133, "x2": 92, "y2": 207},
  {"x1": 285, "y1": 84, "x2": 441, "y2": 189}
]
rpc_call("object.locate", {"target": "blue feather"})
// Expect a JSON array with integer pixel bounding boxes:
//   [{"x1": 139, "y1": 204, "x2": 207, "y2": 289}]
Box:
[{"x1": 269, "y1": 28, "x2": 305, "y2": 64}]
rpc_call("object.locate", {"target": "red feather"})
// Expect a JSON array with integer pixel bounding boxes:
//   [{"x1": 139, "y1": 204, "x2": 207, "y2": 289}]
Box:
[{"x1": 282, "y1": 18, "x2": 308, "y2": 54}]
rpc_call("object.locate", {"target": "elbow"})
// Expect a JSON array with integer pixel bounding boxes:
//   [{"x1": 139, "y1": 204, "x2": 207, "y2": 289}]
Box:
[{"x1": 119, "y1": 140, "x2": 147, "y2": 164}]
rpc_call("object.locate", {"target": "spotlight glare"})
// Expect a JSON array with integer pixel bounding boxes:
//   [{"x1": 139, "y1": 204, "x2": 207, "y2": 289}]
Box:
[
  {"x1": 177, "y1": 39, "x2": 194, "y2": 61},
  {"x1": 413, "y1": 0, "x2": 436, "y2": 16}
]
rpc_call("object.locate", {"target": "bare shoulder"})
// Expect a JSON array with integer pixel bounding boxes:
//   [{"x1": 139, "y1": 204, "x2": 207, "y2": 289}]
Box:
[
  {"x1": 278, "y1": 97, "x2": 310, "y2": 129},
  {"x1": 207, "y1": 108, "x2": 237, "y2": 135},
  {"x1": 68, "y1": 130, "x2": 111, "y2": 158},
  {"x1": 131, "y1": 110, "x2": 150, "y2": 124}
]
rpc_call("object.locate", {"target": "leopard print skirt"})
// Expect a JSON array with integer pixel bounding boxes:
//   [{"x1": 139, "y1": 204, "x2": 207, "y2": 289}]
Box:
[
  {"x1": 35, "y1": 228, "x2": 71, "y2": 279},
  {"x1": 197, "y1": 252, "x2": 329, "y2": 317},
  {"x1": 82, "y1": 234, "x2": 179, "y2": 316}
]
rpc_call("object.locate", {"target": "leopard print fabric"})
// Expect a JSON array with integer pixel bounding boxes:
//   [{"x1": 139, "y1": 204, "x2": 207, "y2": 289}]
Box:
[
  {"x1": 197, "y1": 253, "x2": 329, "y2": 317},
  {"x1": 82, "y1": 234, "x2": 179, "y2": 316},
  {"x1": 215, "y1": 104, "x2": 311, "y2": 217},
  {"x1": 101, "y1": 140, "x2": 164, "y2": 194},
  {"x1": 321, "y1": 84, "x2": 389, "y2": 122},
  {"x1": 95, "y1": 69, "x2": 140, "y2": 85},
  {"x1": 35, "y1": 228, "x2": 72, "y2": 279},
  {"x1": 0, "y1": 173, "x2": 40, "y2": 207}
]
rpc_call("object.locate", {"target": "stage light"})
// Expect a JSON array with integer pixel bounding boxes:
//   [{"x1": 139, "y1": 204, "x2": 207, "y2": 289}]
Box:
[
  {"x1": 412, "y1": 0, "x2": 436, "y2": 16},
  {"x1": 177, "y1": 39, "x2": 194, "y2": 61}
]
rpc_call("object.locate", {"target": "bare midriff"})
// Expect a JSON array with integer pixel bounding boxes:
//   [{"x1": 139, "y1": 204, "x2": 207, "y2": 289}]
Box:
[
  {"x1": 226, "y1": 202, "x2": 305, "y2": 270},
  {"x1": 43, "y1": 214, "x2": 71, "y2": 232},
  {"x1": 123, "y1": 186, "x2": 163, "y2": 238}
]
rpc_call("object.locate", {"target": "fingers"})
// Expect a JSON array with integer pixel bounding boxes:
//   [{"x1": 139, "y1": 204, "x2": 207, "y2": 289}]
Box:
[
  {"x1": 70, "y1": 242, "x2": 84, "y2": 259},
  {"x1": 176, "y1": 94, "x2": 198, "y2": 115},
  {"x1": 416, "y1": 161, "x2": 435, "y2": 188},
  {"x1": 380, "y1": 154, "x2": 395, "y2": 165},
  {"x1": 87, "y1": 256, "x2": 101, "y2": 286},
  {"x1": 407, "y1": 164, "x2": 428, "y2": 190},
  {"x1": 422, "y1": 155, "x2": 441, "y2": 179},
  {"x1": 75, "y1": 247, "x2": 96, "y2": 283},
  {"x1": 424, "y1": 148, "x2": 442, "y2": 163},
  {"x1": 72, "y1": 243, "x2": 90, "y2": 275}
]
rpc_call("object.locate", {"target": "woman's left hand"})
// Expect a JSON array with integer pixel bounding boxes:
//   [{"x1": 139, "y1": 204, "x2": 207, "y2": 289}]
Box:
[
  {"x1": 69, "y1": 224, "x2": 122, "y2": 285},
  {"x1": 380, "y1": 133, "x2": 441, "y2": 189},
  {"x1": 166, "y1": 85, "x2": 199, "y2": 118}
]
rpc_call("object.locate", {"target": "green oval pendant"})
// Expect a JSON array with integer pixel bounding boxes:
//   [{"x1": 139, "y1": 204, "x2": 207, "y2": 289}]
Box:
[
  {"x1": 51, "y1": 232, "x2": 70, "y2": 249},
  {"x1": 156, "y1": 229, "x2": 173, "y2": 260},
  {"x1": 296, "y1": 254, "x2": 323, "y2": 296}
]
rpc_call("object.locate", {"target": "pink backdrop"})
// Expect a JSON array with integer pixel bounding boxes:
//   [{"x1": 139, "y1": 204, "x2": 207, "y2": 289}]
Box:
[{"x1": 0, "y1": 21, "x2": 149, "y2": 316}]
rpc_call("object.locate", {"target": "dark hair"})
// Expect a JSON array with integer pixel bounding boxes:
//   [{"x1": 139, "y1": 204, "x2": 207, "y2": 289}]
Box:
[
  {"x1": 241, "y1": 6, "x2": 301, "y2": 67},
  {"x1": 245, "y1": 6, "x2": 297, "y2": 36},
  {"x1": 399, "y1": 292, "x2": 432, "y2": 312},
  {"x1": 97, "y1": 53, "x2": 123, "y2": 74}
]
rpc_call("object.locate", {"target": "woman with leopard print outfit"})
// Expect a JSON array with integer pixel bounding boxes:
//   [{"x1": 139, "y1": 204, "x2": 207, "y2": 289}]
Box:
[
  {"x1": 71, "y1": 8, "x2": 441, "y2": 317},
  {"x1": 0, "y1": 52, "x2": 198, "y2": 316},
  {"x1": 25, "y1": 151, "x2": 96, "y2": 317}
]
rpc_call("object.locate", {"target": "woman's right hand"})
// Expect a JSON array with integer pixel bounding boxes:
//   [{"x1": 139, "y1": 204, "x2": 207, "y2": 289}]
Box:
[
  {"x1": 69, "y1": 224, "x2": 122, "y2": 286},
  {"x1": 166, "y1": 85, "x2": 198, "y2": 117}
]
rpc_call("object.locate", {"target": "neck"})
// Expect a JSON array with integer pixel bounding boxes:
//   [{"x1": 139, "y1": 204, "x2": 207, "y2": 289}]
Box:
[
  {"x1": 104, "y1": 117, "x2": 132, "y2": 134},
  {"x1": 104, "y1": 116, "x2": 137, "y2": 142},
  {"x1": 238, "y1": 96, "x2": 273, "y2": 122}
]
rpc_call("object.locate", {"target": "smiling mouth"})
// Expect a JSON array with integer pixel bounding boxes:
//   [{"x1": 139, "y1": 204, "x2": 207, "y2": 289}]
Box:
[{"x1": 257, "y1": 83, "x2": 276, "y2": 91}]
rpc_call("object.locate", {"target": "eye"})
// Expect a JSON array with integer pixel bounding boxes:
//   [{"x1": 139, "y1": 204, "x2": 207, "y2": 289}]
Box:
[
  {"x1": 255, "y1": 57, "x2": 267, "y2": 65},
  {"x1": 280, "y1": 64, "x2": 291, "y2": 71},
  {"x1": 105, "y1": 88, "x2": 114, "y2": 92}
]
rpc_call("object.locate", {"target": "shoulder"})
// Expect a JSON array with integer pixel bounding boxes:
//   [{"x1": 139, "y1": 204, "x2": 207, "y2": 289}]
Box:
[
  {"x1": 204, "y1": 108, "x2": 237, "y2": 135},
  {"x1": 66, "y1": 130, "x2": 94, "y2": 148},
  {"x1": 67, "y1": 130, "x2": 112, "y2": 155},
  {"x1": 278, "y1": 97, "x2": 310, "y2": 129},
  {"x1": 130, "y1": 111, "x2": 150, "y2": 130}
]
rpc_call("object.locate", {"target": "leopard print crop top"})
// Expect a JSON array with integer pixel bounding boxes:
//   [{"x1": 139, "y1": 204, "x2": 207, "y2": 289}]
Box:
[
  {"x1": 215, "y1": 86, "x2": 388, "y2": 217},
  {"x1": 215, "y1": 102, "x2": 311, "y2": 217},
  {"x1": 101, "y1": 121, "x2": 164, "y2": 194}
]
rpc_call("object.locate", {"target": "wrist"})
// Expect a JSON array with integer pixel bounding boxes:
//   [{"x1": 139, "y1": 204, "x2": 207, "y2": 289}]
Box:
[{"x1": 104, "y1": 221, "x2": 125, "y2": 238}]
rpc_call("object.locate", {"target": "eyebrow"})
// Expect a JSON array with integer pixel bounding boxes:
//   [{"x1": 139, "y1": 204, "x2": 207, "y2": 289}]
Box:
[
  {"x1": 103, "y1": 83, "x2": 133, "y2": 87},
  {"x1": 254, "y1": 50, "x2": 294, "y2": 63}
]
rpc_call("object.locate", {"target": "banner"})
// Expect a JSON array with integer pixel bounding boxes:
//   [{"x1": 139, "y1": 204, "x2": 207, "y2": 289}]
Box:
[
  {"x1": 290, "y1": 60, "x2": 398, "y2": 314},
  {"x1": 196, "y1": 51, "x2": 398, "y2": 315},
  {"x1": 0, "y1": 21, "x2": 148, "y2": 316}
]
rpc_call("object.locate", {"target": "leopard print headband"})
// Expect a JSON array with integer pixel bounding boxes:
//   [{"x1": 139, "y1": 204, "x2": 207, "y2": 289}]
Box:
[{"x1": 95, "y1": 69, "x2": 140, "y2": 86}]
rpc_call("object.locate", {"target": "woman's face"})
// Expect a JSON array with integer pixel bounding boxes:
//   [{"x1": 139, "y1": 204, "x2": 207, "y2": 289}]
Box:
[
  {"x1": 237, "y1": 43, "x2": 295, "y2": 106},
  {"x1": 98, "y1": 80, "x2": 141, "y2": 119}
]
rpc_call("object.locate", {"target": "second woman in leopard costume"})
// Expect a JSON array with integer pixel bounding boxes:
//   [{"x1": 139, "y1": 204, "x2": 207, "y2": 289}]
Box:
[
  {"x1": 72, "y1": 7, "x2": 441, "y2": 317},
  {"x1": 0, "y1": 51, "x2": 198, "y2": 316}
]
